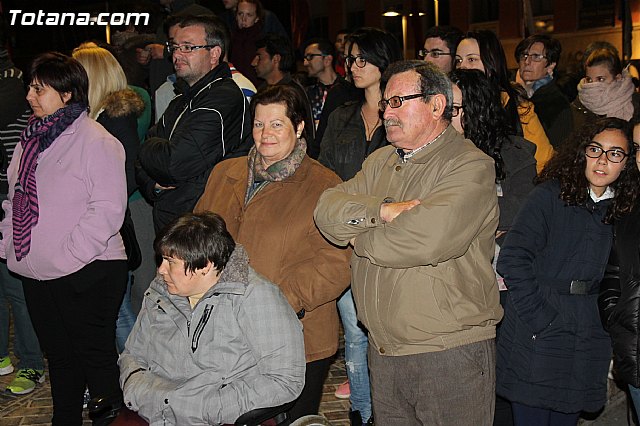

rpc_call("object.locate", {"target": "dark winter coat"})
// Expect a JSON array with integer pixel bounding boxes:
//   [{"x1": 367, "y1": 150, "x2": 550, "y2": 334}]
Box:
[
  {"x1": 496, "y1": 180, "x2": 613, "y2": 413},
  {"x1": 571, "y1": 93, "x2": 640, "y2": 134},
  {"x1": 496, "y1": 135, "x2": 537, "y2": 233},
  {"x1": 96, "y1": 88, "x2": 146, "y2": 270},
  {"x1": 0, "y1": 62, "x2": 28, "y2": 131},
  {"x1": 318, "y1": 100, "x2": 388, "y2": 181},
  {"x1": 136, "y1": 63, "x2": 253, "y2": 232},
  {"x1": 529, "y1": 80, "x2": 573, "y2": 148},
  {"x1": 314, "y1": 80, "x2": 363, "y2": 153},
  {"x1": 230, "y1": 24, "x2": 261, "y2": 86},
  {"x1": 97, "y1": 88, "x2": 145, "y2": 196},
  {"x1": 599, "y1": 201, "x2": 640, "y2": 387}
]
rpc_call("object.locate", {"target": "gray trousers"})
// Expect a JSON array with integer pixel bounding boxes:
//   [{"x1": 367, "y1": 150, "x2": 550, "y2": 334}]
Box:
[{"x1": 369, "y1": 338, "x2": 496, "y2": 426}]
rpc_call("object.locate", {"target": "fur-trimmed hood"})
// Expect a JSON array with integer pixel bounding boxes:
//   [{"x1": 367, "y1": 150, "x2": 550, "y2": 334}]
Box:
[{"x1": 101, "y1": 89, "x2": 145, "y2": 119}]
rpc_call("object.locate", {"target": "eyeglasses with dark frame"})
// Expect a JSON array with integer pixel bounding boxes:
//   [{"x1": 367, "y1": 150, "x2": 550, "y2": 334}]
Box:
[
  {"x1": 451, "y1": 105, "x2": 463, "y2": 117},
  {"x1": 345, "y1": 55, "x2": 367, "y2": 68},
  {"x1": 304, "y1": 53, "x2": 328, "y2": 61},
  {"x1": 418, "y1": 49, "x2": 452, "y2": 59},
  {"x1": 518, "y1": 53, "x2": 547, "y2": 63},
  {"x1": 584, "y1": 144, "x2": 629, "y2": 163},
  {"x1": 378, "y1": 93, "x2": 428, "y2": 112},
  {"x1": 165, "y1": 43, "x2": 217, "y2": 54}
]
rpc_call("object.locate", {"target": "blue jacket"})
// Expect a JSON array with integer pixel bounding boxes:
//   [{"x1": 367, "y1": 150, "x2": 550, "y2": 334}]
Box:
[{"x1": 496, "y1": 180, "x2": 613, "y2": 413}]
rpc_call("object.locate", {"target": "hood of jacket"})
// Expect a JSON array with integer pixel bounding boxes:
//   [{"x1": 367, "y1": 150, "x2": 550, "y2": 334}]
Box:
[
  {"x1": 101, "y1": 88, "x2": 145, "y2": 119},
  {"x1": 151, "y1": 244, "x2": 251, "y2": 302}
]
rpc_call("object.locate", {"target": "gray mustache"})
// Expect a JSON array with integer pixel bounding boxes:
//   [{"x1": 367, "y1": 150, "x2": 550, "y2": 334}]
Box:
[{"x1": 384, "y1": 119, "x2": 402, "y2": 128}]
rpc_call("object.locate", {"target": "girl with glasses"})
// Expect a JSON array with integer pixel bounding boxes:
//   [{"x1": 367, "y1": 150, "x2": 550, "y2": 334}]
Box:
[{"x1": 496, "y1": 118, "x2": 639, "y2": 426}]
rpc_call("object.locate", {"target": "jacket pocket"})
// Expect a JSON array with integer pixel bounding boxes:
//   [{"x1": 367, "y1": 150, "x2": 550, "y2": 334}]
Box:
[{"x1": 528, "y1": 309, "x2": 577, "y2": 385}]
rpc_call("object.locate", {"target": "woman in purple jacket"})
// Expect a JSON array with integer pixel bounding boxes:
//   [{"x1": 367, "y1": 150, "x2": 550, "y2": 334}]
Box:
[{"x1": 0, "y1": 52, "x2": 128, "y2": 426}]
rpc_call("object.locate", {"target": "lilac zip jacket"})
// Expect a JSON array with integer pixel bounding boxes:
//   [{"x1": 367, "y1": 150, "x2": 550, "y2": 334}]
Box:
[{"x1": 0, "y1": 112, "x2": 127, "y2": 280}]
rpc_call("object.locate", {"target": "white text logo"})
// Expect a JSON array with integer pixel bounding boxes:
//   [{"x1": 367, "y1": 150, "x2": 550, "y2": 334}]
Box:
[{"x1": 9, "y1": 10, "x2": 150, "y2": 26}]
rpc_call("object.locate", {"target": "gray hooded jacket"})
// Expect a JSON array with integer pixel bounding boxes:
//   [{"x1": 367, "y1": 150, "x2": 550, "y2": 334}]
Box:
[{"x1": 119, "y1": 246, "x2": 305, "y2": 425}]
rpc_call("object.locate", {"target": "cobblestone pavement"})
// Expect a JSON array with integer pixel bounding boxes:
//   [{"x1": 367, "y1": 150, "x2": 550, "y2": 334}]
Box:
[
  {"x1": 0, "y1": 347, "x2": 351, "y2": 426},
  {"x1": 0, "y1": 327, "x2": 633, "y2": 426}
]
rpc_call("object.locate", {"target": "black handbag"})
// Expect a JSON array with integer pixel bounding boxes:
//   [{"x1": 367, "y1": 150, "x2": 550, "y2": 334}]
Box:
[{"x1": 120, "y1": 207, "x2": 142, "y2": 271}]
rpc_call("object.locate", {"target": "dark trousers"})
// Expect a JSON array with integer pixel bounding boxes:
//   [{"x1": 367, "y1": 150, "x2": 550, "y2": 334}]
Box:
[
  {"x1": 22, "y1": 260, "x2": 127, "y2": 426},
  {"x1": 494, "y1": 291, "x2": 514, "y2": 426},
  {"x1": 288, "y1": 356, "x2": 333, "y2": 421},
  {"x1": 494, "y1": 395, "x2": 514, "y2": 426},
  {"x1": 511, "y1": 402, "x2": 580, "y2": 426},
  {"x1": 369, "y1": 339, "x2": 496, "y2": 426}
]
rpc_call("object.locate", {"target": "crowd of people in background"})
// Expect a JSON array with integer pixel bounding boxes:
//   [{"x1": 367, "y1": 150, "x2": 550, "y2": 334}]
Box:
[{"x1": 2, "y1": 1, "x2": 640, "y2": 425}]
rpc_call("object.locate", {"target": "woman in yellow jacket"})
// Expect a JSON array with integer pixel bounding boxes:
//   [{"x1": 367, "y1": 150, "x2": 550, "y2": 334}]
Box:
[{"x1": 455, "y1": 30, "x2": 554, "y2": 173}]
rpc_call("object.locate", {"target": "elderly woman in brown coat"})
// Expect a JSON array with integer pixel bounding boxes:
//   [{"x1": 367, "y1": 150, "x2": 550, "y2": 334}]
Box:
[{"x1": 194, "y1": 84, "x2": 351, "y2": 421}]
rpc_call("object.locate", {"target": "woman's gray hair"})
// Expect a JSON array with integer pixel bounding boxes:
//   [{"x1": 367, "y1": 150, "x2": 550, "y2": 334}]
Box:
[{"x1": 380, "y1": 60, "x2": 453, "y2": 122}]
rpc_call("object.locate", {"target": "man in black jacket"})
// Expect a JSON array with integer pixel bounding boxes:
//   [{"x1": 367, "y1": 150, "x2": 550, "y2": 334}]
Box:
[{"x1": 137, "y1": 15, "x2": 252, "y2": 233}]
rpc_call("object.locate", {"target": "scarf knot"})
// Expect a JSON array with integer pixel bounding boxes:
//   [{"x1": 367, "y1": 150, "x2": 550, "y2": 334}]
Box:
[{"x1": 13, "y1": 103, "x2": 86, "y2": 260}]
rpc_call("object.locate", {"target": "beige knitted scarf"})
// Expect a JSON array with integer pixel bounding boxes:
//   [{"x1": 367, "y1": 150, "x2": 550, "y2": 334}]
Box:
[{"x1": 578, "y1": 71, "x2": 635, "y2": 121}]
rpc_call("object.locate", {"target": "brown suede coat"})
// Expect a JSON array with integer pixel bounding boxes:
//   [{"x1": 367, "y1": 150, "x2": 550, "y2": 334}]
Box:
[{"x1": 194, "y1": 155, "x2": 351, "y2": 362}]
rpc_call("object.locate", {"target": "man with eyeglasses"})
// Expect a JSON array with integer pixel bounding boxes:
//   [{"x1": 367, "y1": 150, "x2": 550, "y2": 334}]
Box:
[
  {"x1": 303, "y1": 39, "x2": 341, "y2": 135},
  {"x1": 420, "y1": 26, "x2": 463, "y2": 73},
  {"x1": 251, "y1": 33, "x2": 316, "y2": 152},
  {"x1": 136, "y1": 15, "x2": 252, "y2": 233},
  {"x1": 315, "y1": 60, "x2": 502, "y2": 425},
  {"x1": 515, "y1": 34, "x2": 573, "y2": 148}
]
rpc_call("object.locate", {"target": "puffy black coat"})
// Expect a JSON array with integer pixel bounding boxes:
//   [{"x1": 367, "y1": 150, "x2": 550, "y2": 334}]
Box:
[
  {"x1": 496, "y1": 180, "x2": 613, "y2": 413},
  {"x1": 318, "y1": 100, "x2": 389, "y2": 181},
  {"x1": 136, "y1": 63, "x2": 252, "y2": 232},
  {"x1": 529, "y1": 80, "x2": 573, "y2": 148},
  {"x1": 599, "y1": 201, "x2": 640, "y2": 387},
  {"x1": 97, "y1": 89, "x2": 145, "y2": 197},
  {"x1": 496, "y1": 135, "x2": 536, "y2": 233}
]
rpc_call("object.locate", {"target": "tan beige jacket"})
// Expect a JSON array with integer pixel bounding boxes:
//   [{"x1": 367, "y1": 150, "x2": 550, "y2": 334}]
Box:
[
  {"x1": 314, "y1": 126, "x2": 503, "y2": 356},
  {"x1": 195, "y1": 156, "x2": 351, "y2": 362}
]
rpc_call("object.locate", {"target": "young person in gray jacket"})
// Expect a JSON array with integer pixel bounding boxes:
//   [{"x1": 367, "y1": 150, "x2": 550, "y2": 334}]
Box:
[{"x1": 119, "y1": 212, "x2": 305, "y2": 425}]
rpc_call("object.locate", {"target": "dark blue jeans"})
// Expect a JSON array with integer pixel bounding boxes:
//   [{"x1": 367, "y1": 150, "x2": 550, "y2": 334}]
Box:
[
  {"x1": 115, "y1": 273, "x2": 137, "y2": 353},
  {"x1": 337, "y1": 288, "x2": 371, "y2": 420}
]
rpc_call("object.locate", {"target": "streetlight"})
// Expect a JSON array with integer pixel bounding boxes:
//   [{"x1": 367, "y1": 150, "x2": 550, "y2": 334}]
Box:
[{"x1": 382, "y1": 5, "x2": 427, "y2": 59}]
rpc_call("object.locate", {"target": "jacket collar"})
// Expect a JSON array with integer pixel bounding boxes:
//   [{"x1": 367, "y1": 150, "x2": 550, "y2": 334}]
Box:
[
  {"x1": 391, "y1": 125, "x2": 462, "y2": 165},
  {"x1": 227, "y1": 155, "x2": 313, "y2": 184},
  {"x1": 174, "y1": 62, "x2": 232, "y2": 99},
  {"x1": 150, "y1": 245, "x2": 252, "y2": 305},
  {"x1": 210, "y1": 245, "x2": 250, "y2": 295},
  {"x1": 225, "y1": 155, "x2": 313, "y2": 207},
  {"x1": 97, "y1": 88, "x2": 145, "y2": 119},
  {"x1": 59, "y1": 111, "x2": 88, "y2": 136},
  {"x1": 531, "y1": 74, "x2": 554, "y2": 94}
]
